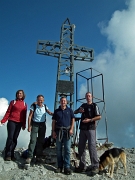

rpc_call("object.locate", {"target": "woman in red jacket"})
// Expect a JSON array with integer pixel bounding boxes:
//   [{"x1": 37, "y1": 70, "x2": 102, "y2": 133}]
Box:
[{"x1": 0, "y1": 90, "x2": 27, "y2": 161}]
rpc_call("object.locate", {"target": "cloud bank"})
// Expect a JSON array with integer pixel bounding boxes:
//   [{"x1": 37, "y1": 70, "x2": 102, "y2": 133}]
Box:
[
  {"x1": 75, "y1": 0, "x2": 135, "y2": 147},
  {"x1": 0, "y1": 98, "x2": 9, "y2": 150}
]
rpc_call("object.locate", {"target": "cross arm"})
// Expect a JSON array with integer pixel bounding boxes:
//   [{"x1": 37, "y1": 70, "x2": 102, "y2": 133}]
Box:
[
  {"x1": 37, "y1": 40, "x2": 94, "y2": 62},
  {"x1": 36, "y1": 40, "x2": 60, "y2": 58},
  {"x1": 73, "y1": 45, "x2": 94, "y2": 62}
]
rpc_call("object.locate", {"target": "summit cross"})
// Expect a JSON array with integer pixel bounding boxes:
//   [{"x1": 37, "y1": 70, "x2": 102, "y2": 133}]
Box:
[{"x1": 37, "y1": 18, "x2": 94, "y2": 109}]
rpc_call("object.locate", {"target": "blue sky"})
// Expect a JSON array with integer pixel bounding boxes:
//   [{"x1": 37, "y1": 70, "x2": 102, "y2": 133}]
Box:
[{"x1": 0, "y1": 0, "x2": 135, "y2": 149}]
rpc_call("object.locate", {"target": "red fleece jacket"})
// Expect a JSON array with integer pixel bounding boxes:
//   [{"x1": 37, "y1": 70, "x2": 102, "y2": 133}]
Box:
[{"x1": 1, "y1": 99, "x2": 27, "y2": 128}]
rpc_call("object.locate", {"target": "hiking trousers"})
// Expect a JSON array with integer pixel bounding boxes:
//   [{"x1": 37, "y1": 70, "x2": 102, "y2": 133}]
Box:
[
  {"x1": 78, "y1": 129, "x2": 99, "y2": 169},
  {"x1": 28, "y1": 121, "x2": 46, "y2": 158},
  {"x1": 5, "y1": 120, "x2": 22, "y2": 158}
]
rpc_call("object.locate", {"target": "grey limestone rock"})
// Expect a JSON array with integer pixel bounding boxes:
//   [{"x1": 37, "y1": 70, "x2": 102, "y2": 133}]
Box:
[{"x1": 0, "y1": 144, "x2": 135, "y2": 180}]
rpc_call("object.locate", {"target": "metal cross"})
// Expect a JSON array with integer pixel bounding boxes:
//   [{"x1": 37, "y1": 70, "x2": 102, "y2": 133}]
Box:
[{"x1": 37, "y1": 18, "x2": 94, "y2": 110}]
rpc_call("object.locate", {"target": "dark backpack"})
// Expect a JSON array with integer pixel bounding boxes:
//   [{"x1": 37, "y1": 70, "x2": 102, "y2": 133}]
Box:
[{"x1": 32, "y1": 103, "x2": 47, "y2": 122}]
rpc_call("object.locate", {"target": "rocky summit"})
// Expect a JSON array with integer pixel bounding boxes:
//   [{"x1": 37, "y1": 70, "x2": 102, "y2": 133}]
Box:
[{"x1": 0, "y1": 144, "x2": 135, "y2": 180}]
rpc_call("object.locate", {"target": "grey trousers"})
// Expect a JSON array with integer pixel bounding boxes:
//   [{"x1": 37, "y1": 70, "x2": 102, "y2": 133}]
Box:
[
  {"x1": 28, "y1": 121, "x2": 46, "y2": 158},
  {"x1": 78, "y1": 129, "x2": 99, "y2": 169}
]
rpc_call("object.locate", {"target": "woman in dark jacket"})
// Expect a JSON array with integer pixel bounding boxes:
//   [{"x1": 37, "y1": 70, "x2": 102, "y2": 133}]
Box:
[{"x1": 0, "y1": 90, "x2": 27, "y2": 161}]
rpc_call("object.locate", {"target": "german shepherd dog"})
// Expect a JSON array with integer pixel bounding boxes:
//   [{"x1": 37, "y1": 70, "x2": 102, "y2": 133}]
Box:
[{"x1": 99, "y1": 148, "x2": 127, "y2": 178}]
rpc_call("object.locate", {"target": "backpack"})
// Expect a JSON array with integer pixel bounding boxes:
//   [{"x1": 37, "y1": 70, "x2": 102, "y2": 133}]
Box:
[{"x1": 32, "y1": 103, "x2": 47, "y2": 122}]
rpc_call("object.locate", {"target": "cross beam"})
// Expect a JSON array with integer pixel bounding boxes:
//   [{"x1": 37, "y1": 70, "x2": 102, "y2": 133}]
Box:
[
  {"x1": 37, "y1": 18, "x2": 94, "y2": 110},
  {"x1": 37, "y1": 40, "x2": 94, "y2": 61}
]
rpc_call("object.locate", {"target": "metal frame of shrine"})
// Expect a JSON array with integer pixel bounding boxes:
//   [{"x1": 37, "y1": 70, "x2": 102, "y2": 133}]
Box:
[{"x1": 72, "y1": 67, "x2": 108, "y2": 145}]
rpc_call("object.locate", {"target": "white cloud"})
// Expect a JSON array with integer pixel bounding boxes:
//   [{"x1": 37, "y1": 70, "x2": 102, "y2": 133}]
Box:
[
  {"x1": 97, "y1": 0, "x2": 135, "y2": 147},
  {"x1": 75, "y1": 0, "x2": 135, "y2": 147},
  {"x1": 100, "y1": 2, "x2": 135, "y2": 50},
  {"x1": 0, "y1": 98, "x2": 9, "y2": 117},
  {"x1": 0, "y1": 98, "x2": 9, "y2": 150}
]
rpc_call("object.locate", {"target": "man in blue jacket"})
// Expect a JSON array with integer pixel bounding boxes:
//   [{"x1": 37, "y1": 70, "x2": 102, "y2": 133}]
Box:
[{"x1": 52, "y1": 96, "x2": 75, "y2": 175}]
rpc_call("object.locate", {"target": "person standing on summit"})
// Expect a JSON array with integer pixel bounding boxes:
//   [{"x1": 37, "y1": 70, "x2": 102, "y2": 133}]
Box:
[
  {"x1": 52, "y1": 96, "x2": 75, "y2": 175},
  {"x1": 25, "y1": 94, "x2": 53, "y2": 164},
  {"x1": 74, "y1": 92, "x2": 101, "y2": 176},
  {"x1": 0, "y1": 90, "x2": 27, "y2": 161}
]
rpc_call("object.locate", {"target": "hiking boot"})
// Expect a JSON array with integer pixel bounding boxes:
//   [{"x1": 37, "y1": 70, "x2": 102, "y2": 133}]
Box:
[
  {"x1": 55, "y1": 168, "x2": 63, "y2": 173},
  {"x1": 74, "y1": 166, "x2": 86, "y2": 173},
  {"x1": 36, "y1": 157, "x2": 43, "y2": 163},
  {"x1": 64, "y1": 168, "x2": 72, "y2": 175},
  {"x1": 86, "y1": 165, "x2": 93, "y2": 171},
  {"x1": 88, "y1": 168, "x2": 99, "y2": 176},
  {"x1": 5, "y1": 157, "x2": 11, "y2": 161},
  {"x1": 24, "y1": 163, "x2": 30, "y2": 170},
  {"x1": 11, "y1": 157, "x2": 17, "y2": 161},
  {"x1": 25, "y1": 158, "x2": 31, "y2": 164}
]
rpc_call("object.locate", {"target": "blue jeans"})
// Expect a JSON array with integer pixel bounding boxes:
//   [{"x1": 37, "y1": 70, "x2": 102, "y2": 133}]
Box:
[{"x1": 56, "y1": 131, "x2": 71, "y2": 169}]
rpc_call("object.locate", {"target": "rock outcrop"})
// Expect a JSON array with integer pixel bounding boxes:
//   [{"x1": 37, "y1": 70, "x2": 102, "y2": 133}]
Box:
[{"x1": 0, "y1": 144, "x2": 135, "y2": 180}]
